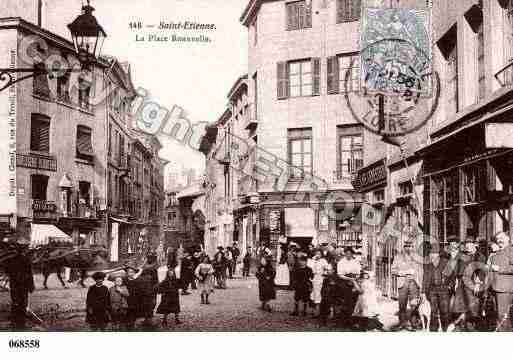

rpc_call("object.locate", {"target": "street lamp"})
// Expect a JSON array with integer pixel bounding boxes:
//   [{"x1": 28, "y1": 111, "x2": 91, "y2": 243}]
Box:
[
  {"x1": 0, "y1": 0, "x2": 106, "y2": 92},
  {"x1": 67, "y1": 0, "x2": 107, "y2": 70}
]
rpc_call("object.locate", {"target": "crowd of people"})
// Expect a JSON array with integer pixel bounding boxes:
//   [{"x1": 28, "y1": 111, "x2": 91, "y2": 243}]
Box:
[{"x1": 3, "y1": 231, "x2": 513, "y2": 332}]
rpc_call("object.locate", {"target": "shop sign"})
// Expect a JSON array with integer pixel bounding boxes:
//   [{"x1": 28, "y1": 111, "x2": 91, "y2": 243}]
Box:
[
  {"x1": 269, "y1": 210, "x2": 282, "y2": 234},
  {"x1": 485, "y1": 123, "x2": 513, "y2": 149},
  {"x1": 353, "y1": 159, "x2": 387, "y2": 190},
  {"x1": 319, "y1": 212, "x2": 329, "y2": 231}
]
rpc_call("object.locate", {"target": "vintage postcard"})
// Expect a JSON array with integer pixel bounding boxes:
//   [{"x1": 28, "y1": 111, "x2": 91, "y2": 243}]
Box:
[{"x1": 1, "y1": 1, "x2": 513, "y2": 351}]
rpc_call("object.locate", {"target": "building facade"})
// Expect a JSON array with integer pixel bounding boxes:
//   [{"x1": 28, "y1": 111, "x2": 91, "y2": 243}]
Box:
[{"x1": 240, "y1": 0, "x2": 367, "y2": 256}]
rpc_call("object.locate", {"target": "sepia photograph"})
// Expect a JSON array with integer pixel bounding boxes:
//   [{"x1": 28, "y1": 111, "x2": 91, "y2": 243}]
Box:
[{"x1": 1, "y1": 0, "x2": 513, "y2": 345}]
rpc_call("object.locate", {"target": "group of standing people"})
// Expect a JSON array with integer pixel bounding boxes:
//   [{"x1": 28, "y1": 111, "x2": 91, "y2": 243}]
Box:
[
  {"x1": 394, "y1": 231, "x2": 513, "y2": 332},
  {"x1": 256, "y1": 242, "x2": 381, "y2": 330}
]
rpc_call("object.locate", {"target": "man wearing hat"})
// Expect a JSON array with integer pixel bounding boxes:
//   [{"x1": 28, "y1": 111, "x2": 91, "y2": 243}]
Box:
[
  {"x1": 86, "y1": 271, "x2": 111, "y2": 330},
  {"x1": 391, "y1": 239, "x2": 422, "y2": 330},
  {"x1": 4, "y1": 236, "x2": 34, "y2": 330},
  {"x1": 489, "y1": 232, "x2": 513, "y2": 331}
]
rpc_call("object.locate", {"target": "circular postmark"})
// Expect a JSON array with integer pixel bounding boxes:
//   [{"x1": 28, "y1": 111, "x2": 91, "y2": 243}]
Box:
[{"x1": 346, "y1": 37, "x2": 440, "y2": 137}]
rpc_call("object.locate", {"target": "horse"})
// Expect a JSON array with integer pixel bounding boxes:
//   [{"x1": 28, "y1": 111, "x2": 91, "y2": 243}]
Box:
[{"x1": 32, "y1": 245, "x2": 109, "y2": 289}]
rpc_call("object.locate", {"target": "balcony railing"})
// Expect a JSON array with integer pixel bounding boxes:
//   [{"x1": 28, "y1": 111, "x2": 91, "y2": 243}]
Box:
[
  {"x1": 17, "y1": 153, "x2": 57, "y2": 172},
  {"x1": 495, "y1": 61, "x2": 513, "y2": 87},
  {"x1": 243, "y1": 103, "x2": 258, "y2": 130},
  {"x1": 334, "y1": 158, "x2": 364, "y2": 182},
  {"x1": 32, "y1": 200, "x2": 57, "y2": 220}
]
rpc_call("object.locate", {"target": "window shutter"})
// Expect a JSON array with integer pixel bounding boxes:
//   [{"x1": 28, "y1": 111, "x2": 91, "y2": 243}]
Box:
[
  {"x1": 39, "y1": 124, "x2": 50, "y2": 152},
  {"x1": 312, "y1": 58, "x2": 321, "y2": 96},
  {"x1": 77, "y1": 127, "x2": 94, "y2": 156},
  {"x1": 305, "y1": 1, "x2": 312, "y2": 28},
  {"x1": 277, "y1": 62, "x2": 289, "y2": 99},
  {"x1": 286, "y1": 3, "x2": 297, "y2": 30},
  {"x1": 327, "y1": 56, "x2": 340, "y2": 94},
  {"x1": 354, "y1": 0, "x2": 361, "y2": 19}
]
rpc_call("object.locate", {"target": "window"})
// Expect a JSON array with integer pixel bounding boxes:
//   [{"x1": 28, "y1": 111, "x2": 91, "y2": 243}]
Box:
[
  {"x1": 108, "y1": 124, "x2": 112, "y2": 157},
  {"x1": 337, "y1": 125, "x2": 363, "y2": 179},
  {"x1": 430, "y1": 171, "x2": 459, "y2": 244},
  {"x1": 399, "y1": 181, "x2": 413, "y2": 197},
  {"x1": 31, "y1": 174, "x2": 48, "y2": 200},
  {"x1": 278, "y1": 58, "x2": 320, "y2": 99},
  {"x1": 30, "y1": 114, "x2": 50, "y2": 152},
  {"x1": 78, "y1": 78, "x2": 91, "y2": 110},
  {"x1": 119, "y1": 133, "x2": 125, "y2": 167},
  {"x1": 76, "y1": 125, "x2": 94, "y2": 160},
  {"x1": 337, "y1": 0, "x2": 361, "y2": 23},
  {"x1": 57, "y1": 71, "x2": 70, "y2": 103},
  {"x1": 286, "y1": 0, "x2": 312, "y2": 31},
  {"x1": 438, "y1": 27, "x2": 458, "y2": 114},
  {"x1": 33, "y1": 62, "x2": 50, "y2": 98},
  {"x1": 288, "y1": 128, "x2": 312, "y2": 180},
  {"x1": 327, "y1": 54, "x2": 359, "y2": 94},
  {"x1": 505, "y1": 0, "x2": 513, "y2": 64},
  {"x1": 79, "y1": 181, "x2": 91, "y2": 206}
]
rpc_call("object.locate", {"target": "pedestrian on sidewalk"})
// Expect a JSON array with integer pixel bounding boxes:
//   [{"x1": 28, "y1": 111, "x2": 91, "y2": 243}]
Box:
[
  {"x1": 4, "y1": 236, "x2": 34, "y2": 330},
  {"x1": 156, "y1": 266, "x2": 182, "y2": 327},
  {"x1": 109, "y1": 276, "x2": 129, "y2": 330},
  {"x1": 391, "y1": 240, "x2": 421, "y2": 331},
  {"x1": 86, "y1": 271, "x2": 111, "y2": 331},
  {"x1": 291, "y1": 254, "x2": 313, "y2": 316},
  {"x1": 350, "y1": 270, "x2": 384, "y2": 331},
  {"x1": 213, "y1": 247, "x2": 227, "y2": 289},
  {"x1": 195, "y1": 255, "x2": 214, "y2": 304},
  {"x1": 256, "y1": 256, "x2": 276, "y2": 312},
  {"x1": 309, "y1": 249, "x2": 330, "y2": 317},
  {"x1": 226, "y1": 247, "x2": 234, "y2": 279},
  {"x1": 231, "y1": 243, "x2": 240, "y2": 277},
  {"x1": 336, "y1": 246, "x2": 362, "y2": 328},
  {"x1": 243, "y1": 251, "x2": 252, "y2": 278},
  {"x1": 180, "y1": 252, "x2": 194, "y2": 295}
]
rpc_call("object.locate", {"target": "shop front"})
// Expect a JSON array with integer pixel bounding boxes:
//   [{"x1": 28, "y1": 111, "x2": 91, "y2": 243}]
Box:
[{"x1": 421, "y1": 121, "x2": 513, "y2": 251}]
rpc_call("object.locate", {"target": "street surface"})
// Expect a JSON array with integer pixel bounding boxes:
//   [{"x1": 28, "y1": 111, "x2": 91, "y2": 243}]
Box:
[{"x1": 0, "y1": 269, "x2": 398, "y2": 331}]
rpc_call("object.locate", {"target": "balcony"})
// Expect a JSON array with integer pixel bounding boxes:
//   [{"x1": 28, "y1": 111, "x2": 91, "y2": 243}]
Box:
[
  {"x1": 17, "y1": 153, "x2": 57, "y2": 172},
  {"x1": 333, "y1": 158, "x2": 364, "y2": 183},
  {"x1": 495, "y1": 61, "x2": 513, "y2": 87},
  {"x1": 32, "y1": 200, "x2": 58, "y2": 220},
  {"x1": 243, "y1": 104, "x2": 258, "y2": 130}
]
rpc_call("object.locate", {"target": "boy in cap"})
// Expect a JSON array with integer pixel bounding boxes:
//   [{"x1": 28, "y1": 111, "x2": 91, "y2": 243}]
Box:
[{"x1": 86, "y1": 271, "x2": 111, "y2": 331}]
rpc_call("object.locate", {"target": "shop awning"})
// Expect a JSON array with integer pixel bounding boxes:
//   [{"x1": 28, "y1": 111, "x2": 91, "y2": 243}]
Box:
[{"x1": 30, "y1": 224, "x2": 72, "y2": 247}]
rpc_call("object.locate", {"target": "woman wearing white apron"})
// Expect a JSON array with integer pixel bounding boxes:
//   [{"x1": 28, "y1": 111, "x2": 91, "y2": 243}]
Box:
[{"x1": 308, "y1": 249, "x2": 330, "y2": 316}]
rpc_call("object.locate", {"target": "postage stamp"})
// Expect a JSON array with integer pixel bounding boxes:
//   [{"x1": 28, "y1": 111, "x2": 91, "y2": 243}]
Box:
[{"x1": 360, "y1": 7, "x2": 432, "y2": 98}]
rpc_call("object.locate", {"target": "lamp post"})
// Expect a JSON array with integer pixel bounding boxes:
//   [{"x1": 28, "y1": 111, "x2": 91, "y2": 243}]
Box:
[{"x1": 0, "y1": 0, "x2": 106, "y2": 93}]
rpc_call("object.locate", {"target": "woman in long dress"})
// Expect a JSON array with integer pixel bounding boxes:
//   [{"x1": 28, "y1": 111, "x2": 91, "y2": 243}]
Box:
[
  {"x1": 308, "y1": 249, "x2": 330, "y2": 316},
  {"x1": 156, "y1": 266, "x2": 181, "y2": 327},
  {"x1": 195, "y1": 255, "x2": 214, "y2": 304},
  {"x1": 255, "y1": 256, "x2": 276, "y2": 311}
]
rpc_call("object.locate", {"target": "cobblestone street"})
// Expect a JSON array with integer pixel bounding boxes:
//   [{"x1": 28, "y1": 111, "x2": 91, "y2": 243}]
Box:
[{"x1": 0, "y1": 269, "x2": 398, "y2": 331}]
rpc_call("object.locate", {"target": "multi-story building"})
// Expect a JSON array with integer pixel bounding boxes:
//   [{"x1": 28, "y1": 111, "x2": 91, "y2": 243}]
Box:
[
  {"x1": 0, "y1": 2, "x2": 167, "y2": 262},
  {"x1": 352, "y1": 0, "x2": 513, "y2": 298},
  {"x1": 240, "y1": 0, "x2": 367, "y2": 255},
  {"x1": 0, "y1": 13, "x2": 108, "y2": 246}
]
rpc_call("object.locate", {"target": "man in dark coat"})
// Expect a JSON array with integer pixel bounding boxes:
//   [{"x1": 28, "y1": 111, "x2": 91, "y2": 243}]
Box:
[
  {"x1": 4, "y1": 237, "x2": 35, "y2": 330},
  {"x1": 231, "y1": 244, "x2": 240, "y2": 277},
  {"x1": 180, "y1": 253, "x2": 194, "y2": 295},
  {"x1": 489, "y1": 232, "x2": 513, "y2": 331},
  {"x1": 422, "y1": 249, "x2": 455, "y2": 331},
  {"x1": 86, "y1": 271, "x2": 111, "y2": 331}
]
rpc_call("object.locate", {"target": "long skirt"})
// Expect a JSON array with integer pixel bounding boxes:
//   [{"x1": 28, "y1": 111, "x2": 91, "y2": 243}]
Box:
[
  {"x1": 198, "y1": 276, "x2": 213, "y2": 294},
  {"x1": 311, "y1": 275, "x2": 323, "y2": 304}
]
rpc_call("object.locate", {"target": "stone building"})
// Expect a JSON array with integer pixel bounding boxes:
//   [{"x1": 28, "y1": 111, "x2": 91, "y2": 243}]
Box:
[{"x1": 240, "y1": 0, "x2": 367, "y2": 255}]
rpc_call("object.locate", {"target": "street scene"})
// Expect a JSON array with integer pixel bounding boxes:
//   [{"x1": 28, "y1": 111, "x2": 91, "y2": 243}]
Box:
[{"x1": 2, "y1": 0, "x2": 513, "y2": 334}]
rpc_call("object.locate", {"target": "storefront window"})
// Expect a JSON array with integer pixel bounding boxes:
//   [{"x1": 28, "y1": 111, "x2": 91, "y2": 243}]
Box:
[{"x1": 430, "y1": 170, "x2": 459, "y2": 243}]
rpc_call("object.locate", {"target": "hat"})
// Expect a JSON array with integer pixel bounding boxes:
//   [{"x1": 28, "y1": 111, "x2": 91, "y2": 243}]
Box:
[
  {"x1": 16, "y1": 236, "x2": 30, "y2": 246},
  {"x1": 403, "y1": 240, "x2": 414, "y2": 247},
  {"x1": 289, "y1": 242, "x2": 299, "y2": 248},
  {"x1": 123, "y1": 265, "x2": 138, "y2": 272},
  {"x1": 343, "y1": 246, "x2": 356, "y2": 254},
  {"x1": 217, "y1": 246, "x2": 224, "y2": 250},
  {"x1": 92, "y1": 271, "x2": 106, "y2": 281}
]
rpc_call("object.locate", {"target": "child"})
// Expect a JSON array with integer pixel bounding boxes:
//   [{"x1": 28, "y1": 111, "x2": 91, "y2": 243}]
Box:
[
  {"x1": 86, "y1": 271, "x2": 111, "y2": 331},
  {"x1": 195, "y1": 255, "x2": 214, "y2": 304},
  {"x1": 255, "y1": 256, "x2": 276, "y2": 311},
  {"x1": 291, "y1": 254, "x2": 314, "y2": 316},
  {"x1": 109, "y1": 276, "x2": 129, "y2": 330},
  {"x1": 351, "y1": 271, "x2": 384, "y2": 331},
  {"x1": 319, "y1": 264, "x2": 338, "y2": 325},
  {"x1": 156, "y1": 266, "x2": 181, "y2": 327},
  {"x1": 242, "y1": 252, "x2": 251, "y2": 278}
]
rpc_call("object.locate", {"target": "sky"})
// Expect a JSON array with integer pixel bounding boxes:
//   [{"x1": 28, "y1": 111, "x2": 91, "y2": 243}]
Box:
[{"x1": 48, "y1": 0, "x2": 249, "y2": 176}]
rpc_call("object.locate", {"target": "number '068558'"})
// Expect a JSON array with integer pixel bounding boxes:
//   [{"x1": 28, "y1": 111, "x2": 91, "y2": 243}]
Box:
[{"x1": 8, "y1": 339, "x2": 40, "y2": 349}]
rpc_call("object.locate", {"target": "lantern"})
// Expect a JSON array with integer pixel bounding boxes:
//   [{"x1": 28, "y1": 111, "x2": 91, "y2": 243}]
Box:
[{"x1": 67, "y1": 0, "x2": 107, "y2": 69}]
